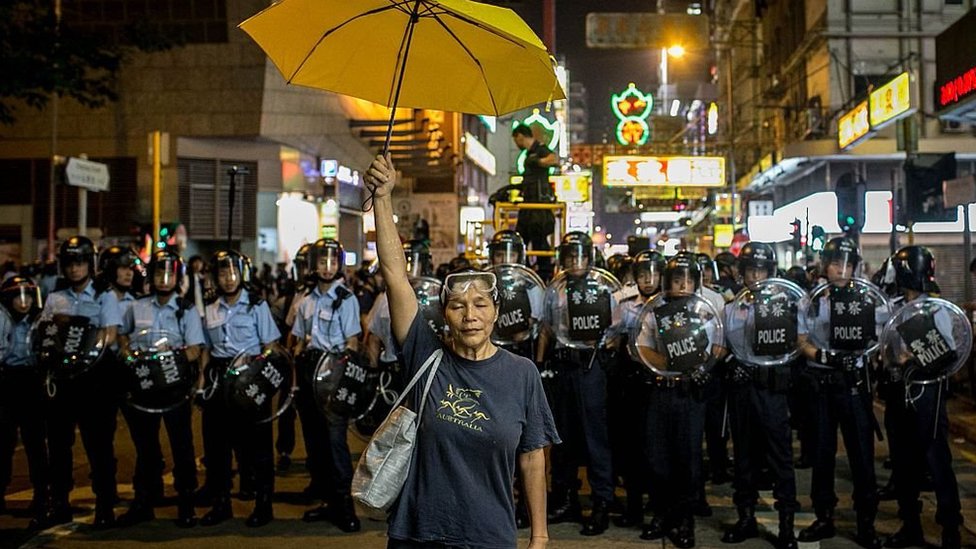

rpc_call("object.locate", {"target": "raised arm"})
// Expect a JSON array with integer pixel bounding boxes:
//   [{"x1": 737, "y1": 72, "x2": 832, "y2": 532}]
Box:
[{"x1": 366, "y1": 154, "x2": 418, "y2": 345}]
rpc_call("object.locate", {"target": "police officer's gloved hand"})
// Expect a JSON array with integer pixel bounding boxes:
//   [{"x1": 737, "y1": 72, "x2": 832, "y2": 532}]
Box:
[{"x1": 689, "y1": 366, "x2": 710, "y2": 386}]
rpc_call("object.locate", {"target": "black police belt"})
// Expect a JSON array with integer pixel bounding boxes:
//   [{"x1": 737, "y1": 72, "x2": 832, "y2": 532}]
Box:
[
  {"x1": 804, "y1": 361, "x2": 865, "y2": 386},
  {"x1": 730, "y1": 362, "x2": 789, "y2": 390},
  {"x1": 552, "y1": 347, "x2": 595, "y2": 368}
]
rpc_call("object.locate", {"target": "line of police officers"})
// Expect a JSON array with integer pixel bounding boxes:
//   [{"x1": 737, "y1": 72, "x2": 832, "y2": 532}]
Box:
[{"x1": 0, "y1": 230, "x2": 965, "y2": 549}]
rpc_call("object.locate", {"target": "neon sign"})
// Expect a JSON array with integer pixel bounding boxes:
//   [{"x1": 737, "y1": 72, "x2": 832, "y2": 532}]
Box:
[
  {"x1": 838, "y1": 100, "x2": 871, "y2": 149},
  {"x1": 611, "y1": 83, "x2": 653, "y2": 146},
  {"x1": 868, "y1": 72, "x2": 914, "y2": 129},
  {"x1": 939, "y1": 64, "x2": 976, "y2": 109},
  {"x1": 603, "y1": 156, "x2": 725, "y2": 187},
  {"x1": 513, "y1": 109, "x2": 560, "y2": 175}
]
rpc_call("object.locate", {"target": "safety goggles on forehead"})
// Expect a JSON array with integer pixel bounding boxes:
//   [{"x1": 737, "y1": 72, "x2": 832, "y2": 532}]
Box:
[{"x1": 440, "y1": 272, "x2": 498, "y2": 303}]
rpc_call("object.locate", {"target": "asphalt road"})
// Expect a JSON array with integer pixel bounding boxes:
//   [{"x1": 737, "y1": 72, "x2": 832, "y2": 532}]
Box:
[{"x1": 3, "y1": 402, "x2": 976, "y2": 549}]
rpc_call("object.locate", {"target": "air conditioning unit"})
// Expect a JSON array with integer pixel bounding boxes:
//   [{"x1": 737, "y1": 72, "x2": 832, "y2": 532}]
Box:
[{"x1": 940, "y1": 119, "x2": 968, "y2": 134}]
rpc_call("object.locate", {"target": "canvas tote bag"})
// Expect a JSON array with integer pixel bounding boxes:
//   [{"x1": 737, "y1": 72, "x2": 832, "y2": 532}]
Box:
[{"x1": 351, "y1": 349, "x2": 443, "y2": 510}]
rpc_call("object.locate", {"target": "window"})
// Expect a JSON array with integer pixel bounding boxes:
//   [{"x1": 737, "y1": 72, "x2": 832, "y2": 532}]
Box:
[{"x1": 178, "y1": 158, "x2": 257, "y2": 241}]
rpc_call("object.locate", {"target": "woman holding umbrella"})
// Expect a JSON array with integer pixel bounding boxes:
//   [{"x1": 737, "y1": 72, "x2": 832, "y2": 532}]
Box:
[{"x1": 366, "y1": 154, "x2": 559, "y2": 548}]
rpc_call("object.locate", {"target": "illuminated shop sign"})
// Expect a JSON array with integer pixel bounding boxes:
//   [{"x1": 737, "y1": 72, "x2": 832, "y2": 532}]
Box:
[
  {"x1": 837, "y1": 100, "x2": 871, "y2": 149},
  {"x1": 868, "y1": 72, "x2": 915, "y2": 129},
  {"x1": 611, "y1": 83, "x2": 653, "y2": 146},
  {"x1": 463, "y1": 132, "x2": 496, "y2": 175},
  {"x1": 939, "y1": 65, "x2": 976, "y2": 110},
  {"x1": 602, "y1": 156, "x2": 725, "y2": 187}
]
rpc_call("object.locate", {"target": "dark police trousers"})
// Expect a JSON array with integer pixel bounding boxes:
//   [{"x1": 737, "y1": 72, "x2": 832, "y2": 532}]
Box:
[
  {"x1": 202, "y1": 357, "x2": 274, "y2": 498},
  {"x1": 47, "y1": 359, "x2": 120, "y2": 506},
  {"x1": 728, "y1": 365, "x2": 798, "y2": 512},
  {"x1": 122, "y1": 401, "x2": 197, "y2": 501},
  {"x1": 275, "y1": 401, "x2": 297, "y2": 458},
  {"x1": 295, "y1": 359, "x2": 353, "y2": 499},
  {"x1": 548, "y1": 349, "x2": 614, "y2": 504},
  {"x1": 0, "y1": 366, "x2": 49, "y2": 503},
  {"x1": 803, "y1": 366, "x2": 878, "y2": 516},
  {"x1": 606, "y1": 354, "x2": 650, "y2": 512},
  {"x1": 644, "y1": 380, "x2": 706, "y2": 521},
  {"x1": 887, "y1": 380, "x2": 962, "y2": 528}
]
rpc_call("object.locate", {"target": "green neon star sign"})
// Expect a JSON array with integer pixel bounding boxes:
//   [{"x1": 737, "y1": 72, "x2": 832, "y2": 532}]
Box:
[
  {"x1": 513, "y1": 108, "x2": 560, "y2": 175},
  {"x1": 611, "y1": 83, "x2": 652, "y2": 146}
]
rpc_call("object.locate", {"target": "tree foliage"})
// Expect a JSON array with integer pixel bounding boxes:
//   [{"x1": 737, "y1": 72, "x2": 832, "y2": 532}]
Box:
[{"x1": 0, "y1": 0, "x2": 172, "y2": 125}]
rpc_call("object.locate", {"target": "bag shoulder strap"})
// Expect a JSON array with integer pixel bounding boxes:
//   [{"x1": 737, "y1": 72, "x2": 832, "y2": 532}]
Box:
[{"x1": 385, "y1": 348, "x2": 443, "y2": 417}]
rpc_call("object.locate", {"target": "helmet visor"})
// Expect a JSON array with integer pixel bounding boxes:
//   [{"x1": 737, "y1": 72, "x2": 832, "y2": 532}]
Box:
[
  {"x1": 634, "y1": 261, "x2": 662, "y2": 295},
  {"x1": 441, "y1": 272, "x2": 498, "y2": 305},
  {"x1": 559, "y1": 244, "x2": 590, "y2": 271},
  {"x1": 666, "y1": 269, "x2": 699, "y2": 297},
  {"x1": 824, "y1": 252, "x2": 860, "y2": 283},
  {"x1": 152, "y1": 258, "x2": 181, "y2": 290},
  {"x1": 490, "y1": 242, "x2": 524, "y2": 266},
  {"x1": 8, "y1": 285, "x2": 38, "y2": 311},
  {"x1": 314, "y1": 249, "x2": 342, "y2": 279}
]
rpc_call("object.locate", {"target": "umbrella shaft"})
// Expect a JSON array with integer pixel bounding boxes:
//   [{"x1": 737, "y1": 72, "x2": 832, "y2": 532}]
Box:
[{"x1": 384, "y1": 0, "x2": 423, "y2": 153}]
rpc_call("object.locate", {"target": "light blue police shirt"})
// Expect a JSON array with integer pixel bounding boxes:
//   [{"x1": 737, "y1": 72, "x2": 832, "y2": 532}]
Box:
[
  {"x1": 41, "y1": 280, "x2": 123, "y2": 328},
  {"x1": 123, "y1": 295, "x2": 206, "y2": 351},
  {"x1": 291, "y1": 281, "x2": 361, "y2": 352},
  {"x1": 204, "y1": 291, "x2": 281, "y2": 359}
]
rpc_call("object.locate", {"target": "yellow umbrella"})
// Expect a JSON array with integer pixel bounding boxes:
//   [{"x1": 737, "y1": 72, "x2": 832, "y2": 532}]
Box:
[{"x1": 240, "y1": 0, "x2": 565, "y2": 148}]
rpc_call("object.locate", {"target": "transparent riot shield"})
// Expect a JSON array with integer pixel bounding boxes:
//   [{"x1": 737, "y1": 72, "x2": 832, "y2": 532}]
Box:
[
  {"x1": 410, "y1": 276, "x2": 448, "y2": 338},
  {"x1": 31, "y1": 314, "x2": 107, "y2": 381},
  {"x1": 490, "y1": 264, "x2": 545, "y2": 345},
  {"x1": 802, "y1": 278, "x2": 892, "y2": 360},
  {"x1": 543, "y1": 268, "x2": 621, "y2": 349},
  {"x1": 312, "y1": 350, "x2": 379, "y2": 420},
  {"x1": 880, "y1": 297, "x2": 972, "y2": 386},
  {"x1": 223, "y1": 346, "x2": 295, "y2": 424},
  {"x1": 631, "y1": 293, "x2": 724, "y2": 378},
  {"x1": 124, "y1": 329, "x2": 198, "y2": 413},
  {"x1": 726, "y1": 278, "x2": 806, "y2": 367}
]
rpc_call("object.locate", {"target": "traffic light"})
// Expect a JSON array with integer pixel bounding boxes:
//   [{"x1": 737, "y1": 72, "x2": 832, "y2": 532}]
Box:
[
  {"x1": 810, "y1": 225, "x2": 827, "y2": 251},
  {"x1": 835, "y1": 173, "x2": 865, "y2": 234},
  {"x1": 789, "y1": 219, "x2": 802, "y2": 250},
  {"x1": 904, "y1": 153, "x2": 956, "y2": 222}
]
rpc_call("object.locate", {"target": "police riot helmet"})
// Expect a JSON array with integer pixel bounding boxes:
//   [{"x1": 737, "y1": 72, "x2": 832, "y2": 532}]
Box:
[
  {"x1": 487, "y1": 230, "x2": 526, "y2": 265},
  {"x1": 148, "y1": 248, "x2": 184, "y2": 294},
  {"x1": 308, "y1": 238, "x2": 344, "y2": 282},
  {"x1": 785, "y1": 266, "x2": 808, "y2": 290},
  {"x1": 448, "y1": 255, "x2": 471, "y2": 272},
  {"x1": 606, "y1": 253, "x2": 634, "y2": 283},
  {"x1": 210, "y1": 250, "x2": 252, "y2": 294},
  {"x1": 0, "y1": 276, "x2": 41, "y2": 318},
  {"x1": 404, "y1": 239, "x2": 433, "y2": 278},
  {"x1": 558, "y1": 231, "x2": 593, "y2": 271},
  {"x1": 715, "y1": 251, "x2": 737, "y2": 275},
  {"x1": 891, "y1": 245, "x2": 938, "y2": 294},
  {"x1": 822, "y1": 236, "x2": 861, "y2": 274},
  {"x1": 58, "y1": 236, "x2": 96, "y2": 279},
  {"x1": 663, "y1": 252, "x2": 702, "y2": 294},
  {"x1": 695, "y1": 253, "x2": 719, "y2": 285},
  {"x1": 633, "y1": 250, "x2": 665, "y2": 297},
  {"x1": 292, "y1": 243, "x2": 312, "y2": 283},
  {"x1": 98, "y1": 245, "x2": 141, "y2": 290},
  {"x1": 737, "y1": 242, "x2": 777, "y2": 278}
]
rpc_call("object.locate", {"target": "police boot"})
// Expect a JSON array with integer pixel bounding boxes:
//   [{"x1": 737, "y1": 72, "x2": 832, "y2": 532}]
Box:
[
  {"x1": 92, "y1": 499, "x2": 116, "y2": 529},
  {"x1": 194, "y1": 483, "x2": 214, "y2": 507},
  {"x1": 854, "y1": 511, "x2": 884, "y2": 549},
  {"x1": 45, "y1": 497, "x2": 73, "y2": 526},
  {"x1": 200, "y1": 494, "x2": 233, "y2": 526},
  {"x1": 722, "y1": 506, "x2": 759, "y2": 543},
  {"x1": 640, "y1": 515, "x2": 667, "y2": 540},
  {"x1": 798, "y1": 508, "x2": 835, "y2": 542},
  {"x1": 776, "y1": 511, "x2": 799, "y2": 549},
  {"x1": 547, "y1": 490, "x2": 581, "y2": 524},
  {"x1": 668, "y1": 515, "x2": 696, "y2": 549},
  {"x1": 327, "y1": 494, "x2": 361, "y2": 533},
  {"x1": 884, "y1": 503, "x2": 923, "y2": 548},
  {"x1": 941, "y1": 526, "x2": 961, "y2": 549},
  {"x1": 877, "y1": 477, "x2": 897, "y2": 501},
  {"x1": 580, "y1": 498, "x2": 610, "y2": 536},
  {"x1": 245, "y1": 492, "x2": 273, "y2": 528},
  {"x1": 117, "y1": 498, "x2": 155, "y2": 527},
  {"x1": 175, "y1": 493, "x2": 197, "y2": 528}
]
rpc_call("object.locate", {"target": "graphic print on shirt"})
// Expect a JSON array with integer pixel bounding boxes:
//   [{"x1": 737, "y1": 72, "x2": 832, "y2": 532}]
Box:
[{"x1": 436, "y1": 384, "x2": 492, "y2": 432}]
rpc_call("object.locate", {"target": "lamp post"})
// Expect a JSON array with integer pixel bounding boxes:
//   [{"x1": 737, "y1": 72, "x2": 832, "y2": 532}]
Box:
[{"x1": 659, "y1": 44, "x2": 685, "y2": 115}]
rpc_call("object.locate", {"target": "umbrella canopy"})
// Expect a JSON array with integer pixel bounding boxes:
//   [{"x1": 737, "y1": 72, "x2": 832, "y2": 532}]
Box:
[{"x1": 239, "y1": 0, "x2": 565, "y2": 118}]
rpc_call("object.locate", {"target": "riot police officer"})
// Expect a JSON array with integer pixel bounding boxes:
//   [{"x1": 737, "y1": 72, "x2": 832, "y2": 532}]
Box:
[
  {"x1": 0, "y1": 276, "x2": 47, "y2": 529},
  {"x1": 722, "y1": 242, "x2": 800, "y2": 549},
  {"x1": 291, "y1": 239, "x2": 362, "y2": 532},
  {"x1": 607, "y1": 250, "x2": 664, "y2": 528},
  {"x1": 404, "y1": 239, "x2": 435, "y2": 279},
  {"x1": 635, "y1": 253, "x2": 725, "y2": 548},
  {"x1": 537, "y1": 231, "x2": 617, "y2": 536},
  {"x1": 200, "y1": 250, "x2": 281, "y2": 527},
  {"x1": 797, "y1": 237, "x2": 885, "y2": 549},
  {"x1": 883, "y1": 246, "x2": 962, "y2": 549},
  {"x1": 41, "y1": 236, "x2": 123, "y2": 527},
  {"x1": 489, "y1": 230, "x2": 527, "y2": 267},
  {"x1": 278, "y1": 243, "x2": 312, "y2": 474},
  {"x1": 117, "y1": 249, "x2": 204, "y2": 528},
  {"x1": 488, "y1": 230, "x2": 544, "y2": 358}
]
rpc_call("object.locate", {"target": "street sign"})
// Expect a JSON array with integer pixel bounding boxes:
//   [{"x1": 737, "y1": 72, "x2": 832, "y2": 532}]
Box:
[
  {"x1": 585, "y1": 13, "x2": 708, "y2": 49},
  {"x1": 65, "y1": 157, "x2": 110, "y2": 192},
  {"x1": 748, "y1": 200, "x2": 775, "y2": 217}
]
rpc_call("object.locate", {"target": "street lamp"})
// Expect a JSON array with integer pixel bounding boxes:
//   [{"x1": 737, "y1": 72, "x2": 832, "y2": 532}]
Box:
[
  {"x1": 660, "y1": 44, "x2": 685, "y2": 113},
  {"x1": 667, "y1": 44, "x2": 686, "y2": 58}
]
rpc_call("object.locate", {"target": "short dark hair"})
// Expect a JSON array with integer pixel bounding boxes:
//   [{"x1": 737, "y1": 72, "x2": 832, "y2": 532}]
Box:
[{"x1": 511, "y1": 125, "x2": 533, "y2": 138}]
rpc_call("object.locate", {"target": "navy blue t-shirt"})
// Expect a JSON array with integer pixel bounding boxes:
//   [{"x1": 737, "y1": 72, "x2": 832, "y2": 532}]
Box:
[{"x1": 388, "y1": 312, "x2": 560, "y2": 548}]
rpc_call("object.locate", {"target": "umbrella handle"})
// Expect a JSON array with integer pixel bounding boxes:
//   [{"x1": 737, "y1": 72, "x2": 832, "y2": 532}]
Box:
[{"x1": 363, "y1": 1, "x2": 421, "y2": 213}]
